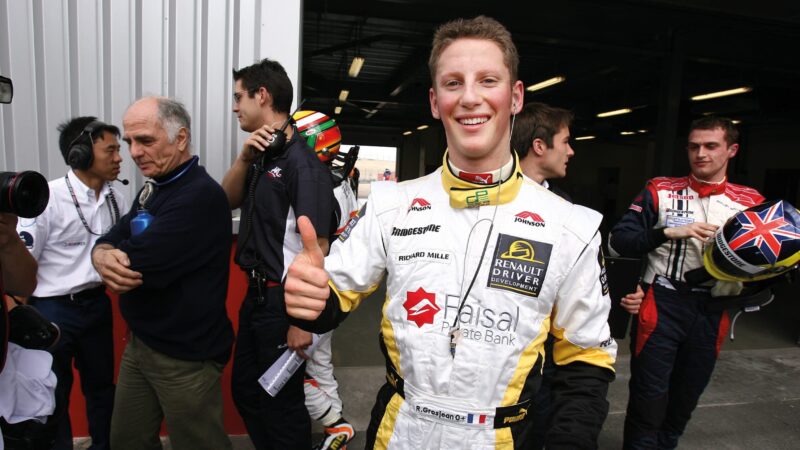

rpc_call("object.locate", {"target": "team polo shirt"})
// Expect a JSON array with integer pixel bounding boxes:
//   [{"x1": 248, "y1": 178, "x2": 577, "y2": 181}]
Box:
[
  {"x1": 235, "y1": 132, "x2": 335, "y2": 282},
  {"x1": 17, "y1": 170, "x2": 128, "y2": 297}
]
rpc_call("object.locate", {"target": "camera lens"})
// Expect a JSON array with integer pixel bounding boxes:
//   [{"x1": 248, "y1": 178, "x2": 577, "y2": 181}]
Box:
[{"x1": 0, "y1": 171, "x2": 50, "y2": 218}]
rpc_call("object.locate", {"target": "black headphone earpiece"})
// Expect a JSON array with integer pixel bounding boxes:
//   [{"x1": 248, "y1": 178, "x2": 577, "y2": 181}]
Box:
[{"x1": 67, "y1": 120, "x2": 104, "y2": 171}]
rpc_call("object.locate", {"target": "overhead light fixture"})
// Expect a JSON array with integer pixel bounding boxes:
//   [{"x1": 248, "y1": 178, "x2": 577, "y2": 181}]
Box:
[
  {"x1": 403, "y1": 131, "x2": 413, "y2": 136},
  {"x1": 348, "y1": 56, "x2": 365, "y2": 78},
  {"x1": 597, "y1": 108, "x2": 632, "y2": 118},
  {"x1": 417, "y1": 124, "x2": 428, "y2": 130},
  {"x1": 334, "y1": 106, "x2": 342, "y2": 115},
  {"x1": 338, "y1": 90, "x2": 349, "y2": 102},
  {"x1": 526, "y1": 76, "x2": 566, "y2": 92},
  {"x1": 638, "y1": 129, "x2": 648, "y2": 134},
  {"x1": 575, "y1": 136, "x2": 595, "y2": 141},
  {"x1": 691, "y1": 87, "x2": 752, "y2": 101},
  {"x1": 620, "y1": 131, "x2": 636, "y2": 135},
  {"x1": 732, "y1": 119, "x2": 741, "y2": 124}
]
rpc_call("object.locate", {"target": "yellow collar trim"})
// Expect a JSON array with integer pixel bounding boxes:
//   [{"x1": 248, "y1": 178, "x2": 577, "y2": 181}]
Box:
[{"x1": 440, "y1": 151, "x2": 523, "y2": 208}]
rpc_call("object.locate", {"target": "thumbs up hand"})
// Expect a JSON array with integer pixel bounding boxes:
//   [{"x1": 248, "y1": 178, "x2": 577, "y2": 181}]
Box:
[{"x1": 285, "y1": 216, "x2": 332, "y2": 320}]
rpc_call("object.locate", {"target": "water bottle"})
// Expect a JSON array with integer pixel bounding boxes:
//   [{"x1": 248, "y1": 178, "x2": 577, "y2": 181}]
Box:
[{"x1": 131, "y1": 209, "x2": 154, "y2": 236}]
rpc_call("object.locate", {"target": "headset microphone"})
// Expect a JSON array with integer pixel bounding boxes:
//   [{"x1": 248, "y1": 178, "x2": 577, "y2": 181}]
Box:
[{"x1": 116, "y1": 178, "x2": 129, "y2": 185}]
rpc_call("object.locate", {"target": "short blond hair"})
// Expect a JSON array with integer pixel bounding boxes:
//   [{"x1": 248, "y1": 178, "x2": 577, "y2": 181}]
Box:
[{"x1": 428, "y1": 16, "x2": 519, "y2": 83}]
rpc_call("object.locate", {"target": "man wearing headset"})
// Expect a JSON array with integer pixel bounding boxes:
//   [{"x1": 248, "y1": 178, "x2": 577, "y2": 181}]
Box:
[
  {"x1": 15, "y1": 117, "x2": 126, "y2": 450},
  {"x1": 282, "y1": 16, "x2": 617, "y2": 449},
  {"x1": 222, "y1": 59, "x2": 335, "y2": 449}
]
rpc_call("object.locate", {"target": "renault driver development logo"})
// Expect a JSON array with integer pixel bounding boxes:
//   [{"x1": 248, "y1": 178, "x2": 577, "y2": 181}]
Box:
[
  {"x1": 403, "y1": 288, "x2": 440, "y2": 327},
  {"x1": 488, "y1": 234, "x2": 552, "y2": 297}
]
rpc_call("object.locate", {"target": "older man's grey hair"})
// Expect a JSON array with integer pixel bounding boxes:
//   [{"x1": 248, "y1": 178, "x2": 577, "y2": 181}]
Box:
[{"x1": 155, "y1": 97, "x2": 192, "y2": 148}]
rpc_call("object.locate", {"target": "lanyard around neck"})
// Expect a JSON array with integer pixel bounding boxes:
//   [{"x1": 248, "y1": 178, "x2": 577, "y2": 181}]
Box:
[{"x1": 64, "y1": 174, "x2": 120, "y2": 236}]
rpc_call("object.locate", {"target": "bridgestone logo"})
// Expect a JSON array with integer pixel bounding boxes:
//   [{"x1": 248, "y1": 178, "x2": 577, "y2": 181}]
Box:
[
  {"x1": 391, "y1": 224, "x2": 441, "y2": 236},
  {"x1": 716, "y1": 233, "x2": 745, "y2": 268}
]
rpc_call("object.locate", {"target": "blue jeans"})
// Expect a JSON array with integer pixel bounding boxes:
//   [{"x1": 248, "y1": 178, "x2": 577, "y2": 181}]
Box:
[{"x1": 29, "y1": 291, "x2": 114, "y2": 450}]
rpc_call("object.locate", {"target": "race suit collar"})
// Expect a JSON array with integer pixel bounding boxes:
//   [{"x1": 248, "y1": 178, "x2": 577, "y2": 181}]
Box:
[
  {"x1": 441, "y1": 151, "x2": 523, "y2": 208},
  {"x1": 689, "y1": 173, "x2": 727, "y2": 197}
]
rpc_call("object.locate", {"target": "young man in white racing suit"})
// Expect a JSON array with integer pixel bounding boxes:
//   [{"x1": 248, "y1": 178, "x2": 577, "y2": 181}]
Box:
[{"x1": 283, "y1": 16, "x2": 617, "y2": 449}]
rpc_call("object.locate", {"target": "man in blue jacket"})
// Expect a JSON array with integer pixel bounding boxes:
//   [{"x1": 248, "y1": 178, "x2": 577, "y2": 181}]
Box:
[{"x1": 92, "y1": 96, "x2": 234, "y2": 450}]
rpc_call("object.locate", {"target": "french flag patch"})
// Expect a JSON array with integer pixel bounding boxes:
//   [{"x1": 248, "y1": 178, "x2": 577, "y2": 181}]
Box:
[{"x1": 467, "y1": 414, "x2": 487, "y2": 424}]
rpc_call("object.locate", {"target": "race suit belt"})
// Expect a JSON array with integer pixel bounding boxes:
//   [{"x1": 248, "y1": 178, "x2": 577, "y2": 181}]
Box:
[{"x1": 385, "y1": 363, "x2": 531, "y2": 429}]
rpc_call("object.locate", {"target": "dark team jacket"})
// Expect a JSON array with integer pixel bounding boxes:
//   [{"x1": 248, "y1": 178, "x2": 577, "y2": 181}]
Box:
[
  {"x1": 235, "y1": 132, "x2": 335, "y2": 282},
  {"x1": 96, "y1": 158, "x2": 234, "y2": 363}
]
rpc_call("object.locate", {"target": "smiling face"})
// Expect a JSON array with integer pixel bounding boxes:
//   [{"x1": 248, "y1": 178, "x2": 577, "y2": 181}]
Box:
[
  {"x1": 429, "y1": 38, "x2": 523, "y2": 172},
  {"x1": 123, "y1": 98, "x2": 189, "y2": 178},
  {"x1": 687, "y1": 127, "x2": 737, "y2": 182}
]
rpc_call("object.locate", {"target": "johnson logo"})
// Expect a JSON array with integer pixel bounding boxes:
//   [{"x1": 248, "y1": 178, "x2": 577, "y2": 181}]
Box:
[
  {"x1": 403, "y1": 287, "x2": 440, "y2": 327},
  {"x1": 514, "y1": 211, "x2": 546, "y2": 227},
  {"x1": 667, "y1": 193, "x2": 694, "y2": 200},
  {"x1": 409, "y1": 198, "x2": 432, "y2": 211}
]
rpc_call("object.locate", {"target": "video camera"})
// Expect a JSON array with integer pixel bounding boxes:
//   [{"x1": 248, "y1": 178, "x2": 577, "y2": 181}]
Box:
[{"x1": 0, "y1": 76, "x2": 50, "y2": 218}]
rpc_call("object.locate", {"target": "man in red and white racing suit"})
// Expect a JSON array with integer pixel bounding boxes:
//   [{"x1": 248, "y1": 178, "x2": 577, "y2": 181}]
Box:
[
  {"x1": 284, "y1": 16, "x2": 616, "y2": 449},
  {"x1": 609, "y1": 117, "x2": 764, "y2": 449}
]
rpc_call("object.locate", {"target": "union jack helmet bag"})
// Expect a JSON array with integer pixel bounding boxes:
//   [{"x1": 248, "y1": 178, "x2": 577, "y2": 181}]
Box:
[
  {"x1": 293, "y1": 110, "x2": 342, "y2": 164},
  {"x1": 704, "y1": 199, "x2": 800, "y2": 282}
]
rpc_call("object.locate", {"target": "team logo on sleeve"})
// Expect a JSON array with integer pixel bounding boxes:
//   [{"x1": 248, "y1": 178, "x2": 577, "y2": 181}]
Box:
[
  {"x1": 403, "y1": 287, "x2": 440, "y2": 327},
  {"x1": 598, "y1": 248, "x2": 609, "y2": 296},
  {"x1": 338, "y1": 204, "x2": 366, "y2": 242},
  {"x1": 628, "y1": 194, "x2": 643, "y2": 213},
  {"x1": 488, "y1": 234, "x2": 552, "y2": 297}
]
